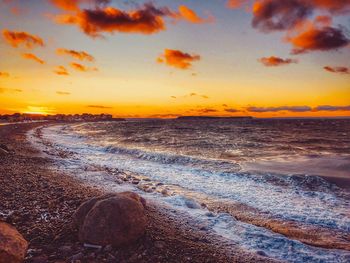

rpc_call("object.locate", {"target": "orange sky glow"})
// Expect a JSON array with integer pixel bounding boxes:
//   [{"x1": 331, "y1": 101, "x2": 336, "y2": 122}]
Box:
[{"x1": 0, "y1": 0, "x2": 349, "y2": 118}]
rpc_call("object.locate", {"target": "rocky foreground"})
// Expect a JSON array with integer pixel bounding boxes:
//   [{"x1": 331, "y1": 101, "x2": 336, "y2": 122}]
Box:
[{"x1": 0, "y1": 123, "x2": 276, "y2": 263}]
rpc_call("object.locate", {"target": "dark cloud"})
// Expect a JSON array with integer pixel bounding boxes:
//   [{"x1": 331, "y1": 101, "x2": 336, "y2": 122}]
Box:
[
  {"x1": 225, "y1": 108, "x2": 241, "y2": 113},
  {"x1": 87, "y1": 105, "x2": 113, "y2": 109},
  {"x1": 259, "y1": 56, "x2": 297, "y2": 66},
  {"x1": 324, "y1": 66, "x2": 350, "y2": 74},
  {"x1": 288, "y1": 25, "x2": 349, "y2": 54},
  {"x1": 2, "y1": 30, "x2": 44, "y2": 48},
  {"x1": 314, "y1": 105, "x2": 350, "y2": 111},
  {"x1": 157, "y1": 49, "x2": 200, "y2": 70},
  {"x1": 252, "y1": 0, "x2": 312, "y2": 32},
  {"x1": 247, "y1": 106, "x2": 312, "y2": 112},
  {"x1": 309, "y1": 0, "x2": 350, "y2": 14},
  {"x1": 246, "y1": 105, "x2": 350, "y2": 112},
  {"x1": 56, "y1": 3, "x2": 171, "y2": 37},
  {"x1": 197, "y1": 108, "x2": 218, "y2": 113},
  {"x1": 248, "y1": 0, "x2": 350, "y2": 53},
  {"x1": 55, "y1": 2, "x2": 210, "y2": 37}
]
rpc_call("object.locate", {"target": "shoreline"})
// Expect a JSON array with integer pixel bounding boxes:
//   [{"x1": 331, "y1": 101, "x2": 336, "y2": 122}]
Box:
[{"x1": 0, "y1": 123, "x2": 274, "y2": 262}]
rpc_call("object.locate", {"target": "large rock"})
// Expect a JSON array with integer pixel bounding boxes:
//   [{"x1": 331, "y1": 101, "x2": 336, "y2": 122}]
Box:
[
  {"x1": 73, "y1": 192, "x2": 147, "y2": 247},
  {"x1": 0, "y1": 221, "x2": 28, "y2": 263}
]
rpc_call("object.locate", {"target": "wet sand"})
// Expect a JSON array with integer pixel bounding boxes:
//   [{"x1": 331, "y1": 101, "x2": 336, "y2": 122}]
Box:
[{"x1": 0, "y1": 123, "x2": 275, "y2": 263}]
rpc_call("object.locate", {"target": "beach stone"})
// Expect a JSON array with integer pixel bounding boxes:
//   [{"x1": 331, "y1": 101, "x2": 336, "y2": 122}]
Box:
[
  {"x1": 0, "y1": 145, "x2": 9, "y2": 155},
  {"x1": 0, "y1": 221, "x2": 28, "y2": 263},
  {"x1": 74, "y1": 192, "x2": 147, "y2": 247}
]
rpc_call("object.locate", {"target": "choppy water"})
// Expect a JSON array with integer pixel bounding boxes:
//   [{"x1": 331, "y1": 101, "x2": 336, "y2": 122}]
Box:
[{"x1": 32, "y1": 118, "x2": 350, "y2": 262}]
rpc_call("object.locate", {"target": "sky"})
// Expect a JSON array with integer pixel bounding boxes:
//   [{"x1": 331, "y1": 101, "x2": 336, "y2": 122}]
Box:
[{"x1": 0, "y1": 0, "x2": 349, "y2": 118}]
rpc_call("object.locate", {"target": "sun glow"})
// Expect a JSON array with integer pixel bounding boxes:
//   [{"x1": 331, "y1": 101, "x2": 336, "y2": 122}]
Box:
[{"x1": 22, "y1": 106, "x2": 55, "y2": 115}]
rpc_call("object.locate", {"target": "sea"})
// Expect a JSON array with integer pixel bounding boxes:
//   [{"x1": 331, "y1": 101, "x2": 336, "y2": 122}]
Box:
[{"x1": 29, "y1": 118, "x2": 350, "y2": 263}]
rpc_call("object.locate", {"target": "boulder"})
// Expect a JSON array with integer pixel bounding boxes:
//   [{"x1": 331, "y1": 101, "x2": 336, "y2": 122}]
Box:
[
  {"x1": 0, "y1": 221, "x2": 28, "y2": 263},
  {"x1": 74, "y1": 192, "x2": 147, "y2": 247}
]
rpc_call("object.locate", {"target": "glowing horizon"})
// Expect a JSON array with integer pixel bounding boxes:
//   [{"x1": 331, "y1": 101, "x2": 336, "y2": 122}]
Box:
[{"x1": 1, "y1": 0, "x2": 349, "y2": 118}]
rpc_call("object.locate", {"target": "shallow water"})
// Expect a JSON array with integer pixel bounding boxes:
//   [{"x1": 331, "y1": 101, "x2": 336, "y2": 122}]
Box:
[{"x1": 31, "y1": 119, "x2": 350, "y2": 262}]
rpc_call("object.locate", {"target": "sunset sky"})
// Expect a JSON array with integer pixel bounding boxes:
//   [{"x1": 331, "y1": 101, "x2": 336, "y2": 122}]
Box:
[{"x1": 0, "y1": 0, "x2": 349, "y2": 118}]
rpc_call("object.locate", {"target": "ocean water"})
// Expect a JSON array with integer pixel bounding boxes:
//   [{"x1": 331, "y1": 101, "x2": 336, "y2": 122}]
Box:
[{"x1": 31, "y1": 118, "x2": 350, "y2": 262}]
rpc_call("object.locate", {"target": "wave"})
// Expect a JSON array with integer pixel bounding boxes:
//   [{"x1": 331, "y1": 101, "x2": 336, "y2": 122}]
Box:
[{"x1": 102, "y1": 145, "x2": 241, "y2": 173}]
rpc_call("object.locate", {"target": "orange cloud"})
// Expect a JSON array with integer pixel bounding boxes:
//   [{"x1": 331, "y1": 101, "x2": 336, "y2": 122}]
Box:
[
  {"x1": 56, "y1": 48, "x2": 95, "y2": 61},
  {"x1": 2, "y1": 30, "x2": 44, "y2": 48},
  {"x1": 21, "y1": 53, "x2": 45, "y2": 64},
  {"x1": 70, "y1": 62, "x2": 97, "y2": 72},
  {"x1": 50, "y1": 0, "x2": 82, "y2": 11},
  {"x1": 157, "y1": 49, "x2": 200, "y2": 70},
  {"x1": 0, "y1": 72, "x2": 10, "y2": 78},
  {"x1": 71, "y1": 62, "x2": 87, "y2": 71},
  {"x1": 249, "y1": 0, "x2": 350, "y2": 53},
  {"x1": 54, "y1": 66, "x2": 70, "y2": 76},
  {"x1": 177, "y1": 5, "x2": 213, "y2": 24},
  {"x1": 286, "y1": 18, "x2": 349, "y2": 54},
  {"x1": 55, "y1": 3, "x2": 211, "y2": 37},
  {"x1": 259, "y1": 56, "x2": 297, "y2": 66},
  {"x1": 226, "y1": 0, "x2": 250, "y2": 9},
  {"x1": 55, "y1": 3, "x2": 171, "y2": 37},
  {"x1": 324, "y1": 66, "x2": 350, "y2": 74}
]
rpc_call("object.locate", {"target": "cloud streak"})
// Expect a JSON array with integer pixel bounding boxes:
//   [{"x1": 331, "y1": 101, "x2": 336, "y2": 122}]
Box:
[
  {"x1": 247, "y1": 105, "x2": 350, "y2": 112},
  {"x1": 157, "y1": 49, "x2": 200, "y2": 70},
  {"x1": 2, "y1": 30, "x2": 44, "y2": 48},
  {"x1": 56, "y1": 91, "x2": 71, "y2": 95},
  {"x1": 57, "y1": 48, "x2": 95, "y2": 61},
  {"x1": 259, "y1": 56, "x2": 297, "y2": 66},
  {"x1": 314, "y1": 105, "x2": 350, "y2": 111},
  {"x1": 70, "y1": 62, "x2": 97, "y2": 72},
  {"x1": 54, "y1": 66, "x2": 70, "y2": 76},
  {"x1": 22, "y1": 53, "x2": 45, "y2": 64},
  {"x1": 87, "y1": 105, "x2": 112, "y2": 109},
  {"x1": 324, "y1": 66, "x2": 350, "y2": 74},
  {"x1": 227, "y1": 0, "x2": 250, "y2": 9},
  {"x1": 247, "y1": 106, "x2": 312, "y2": 112}
]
